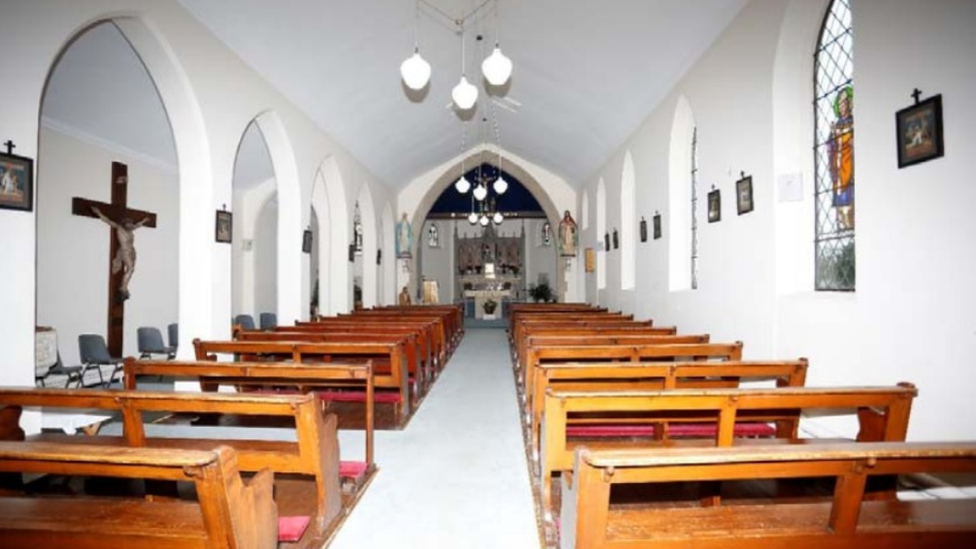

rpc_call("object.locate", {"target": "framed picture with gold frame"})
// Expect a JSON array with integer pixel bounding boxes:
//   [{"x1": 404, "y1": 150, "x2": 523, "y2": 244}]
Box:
[{"x1": 584, "y1": 247, "x2": 596, "y2": 273}]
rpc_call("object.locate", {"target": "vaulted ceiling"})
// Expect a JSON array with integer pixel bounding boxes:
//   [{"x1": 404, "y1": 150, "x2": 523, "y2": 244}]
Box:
[{"x1": 43, "y1": 0, "x2": 748, "y2": 190}]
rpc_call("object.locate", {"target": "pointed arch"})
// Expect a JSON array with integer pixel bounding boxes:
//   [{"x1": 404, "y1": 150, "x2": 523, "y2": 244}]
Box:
[
  {"x1": 581, "y1": 191, "x2": 590, "y2": 230},
  {"x1": 317, "y1": 157, "x2": 349, "y2": 314},
  {"x1": 669, "y1": 95, "x2": 696, "y2": 291},
  {"x1": 596, "y1": 178, "x2": 607, "y2": 293},
  {"x1": 310, "y1": 171, "x2": 332, "y2": 315},
  {"x1": 357, "y1": 184, "x2": 378, "y2": 308},
  {"x1": 621, "y1": 151, "x2": 637, "y2": 290},
  {"x1": 380, "y1": 202, "x2": 396, "y2": 305}
]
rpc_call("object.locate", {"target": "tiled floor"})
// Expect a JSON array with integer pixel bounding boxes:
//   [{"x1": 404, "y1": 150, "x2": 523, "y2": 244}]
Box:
[{"x1": 329, "y1": 328, "x2": 541, "y2": 549}]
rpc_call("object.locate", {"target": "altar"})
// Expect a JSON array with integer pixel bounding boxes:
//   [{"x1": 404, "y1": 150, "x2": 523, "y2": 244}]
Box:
[{"x1": 464, "y1": 288, "x2": 513, "y2": 319}]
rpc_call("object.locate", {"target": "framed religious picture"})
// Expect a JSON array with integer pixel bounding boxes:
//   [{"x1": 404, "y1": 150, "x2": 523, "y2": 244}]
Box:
[
  {"x1": 215, "y1": 210, "x2": 233, "y2": 243},
  {"x1": 653, "y1": 213, "x2": 662, "y2": 240},
  {"x1": 0, "y1": 151, "x2": 34, "y2": 212},
  {"x1": 707, "y1": 189, "x2": 721, "y2": 223},
  {"x1": 639, "y1": 217, "x2": 648, "y2": 243},
  {"x1": 612, "y1": 228, "x2": 619, "y2": 249},
  {"x1": 376, "y1": 249, "x2": 382, "y2": 266},
  {"x1": 896, "y1": 94, "x2": 944, "y2": 168},
  {"x1": 585, "y1": 247, "x2": 596, "y2": 273},
  {"x1": 604, "y1": 232, "x2": 610, "y2": 252},
  {"x1": 302, "y1": 229, "x2": 313, "y2": 253},
  {"x1": 736, "y1": 175, "x2": 754, "y2": 215},
  {"x1": 348, "y1": 244, "x2": 356, "y2": 262}
]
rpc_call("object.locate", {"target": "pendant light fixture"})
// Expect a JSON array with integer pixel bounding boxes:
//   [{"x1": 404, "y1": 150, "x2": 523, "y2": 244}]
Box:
[
  {"x1": 452, "y1": 26, "x2": 478, "y2": 110},
  {"x1": 400, "y1": 1, "x2": 431, "y2": 90},
  {"x1": 481, "y1": 1, "x2": 512, "y2": 86},
  {"x1": 455, "y1": 121, "x2": 471, "y2": 193}
]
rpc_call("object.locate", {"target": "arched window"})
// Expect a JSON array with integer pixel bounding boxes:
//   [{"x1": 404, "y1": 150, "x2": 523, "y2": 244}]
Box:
[
  {"x1": 814, "y1": 0, "x2": 855, "y2": 291},
  {"x1": 621, "y1": 151, "x2": 636, "y2": 290},
  {"x1": 668, "y1": 96, "x2": 696, "y2": 291}
]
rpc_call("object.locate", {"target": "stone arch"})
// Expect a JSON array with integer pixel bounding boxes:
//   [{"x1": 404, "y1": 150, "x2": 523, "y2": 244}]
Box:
[
  {"x1": 317, "y1": 156, "x2": 350, "y2": 313},
  {"x1": 408, "y1": 150, "x2": 569, "y2": 299},
  {"x1": 356, "y1": 184, "x2": 378, "y2": 308}
]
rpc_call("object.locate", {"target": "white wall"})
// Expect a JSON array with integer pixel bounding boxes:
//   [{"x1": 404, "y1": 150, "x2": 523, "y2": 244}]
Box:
[
  {"x1": 420, "y1": 219, "x2": 454, "y2": 303},
  {"x1": 582, "y1": 0, "x2": 976, "y2": 441},
  {"x1": 0, "y1": 0, "x2": 392, "y2": 391},
  {"x1": 253, "y1": 199, "x2": 278, "y2": 317},
  {"x1": 523, "y1": 219, "x2": 557, "y2": 293},
  {"x1": 36, "y1": 127, "x2": 179, "y2": 366}
]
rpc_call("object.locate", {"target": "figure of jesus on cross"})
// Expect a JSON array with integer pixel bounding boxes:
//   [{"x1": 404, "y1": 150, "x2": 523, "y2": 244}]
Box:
[{"x1": 91, "y1": 206, "x2": 150, "y2": 302}]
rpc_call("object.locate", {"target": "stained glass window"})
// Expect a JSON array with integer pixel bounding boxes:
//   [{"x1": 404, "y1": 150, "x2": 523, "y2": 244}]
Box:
[{"x1": 814, "y1": 0, "x2": 855, "y2": 290}]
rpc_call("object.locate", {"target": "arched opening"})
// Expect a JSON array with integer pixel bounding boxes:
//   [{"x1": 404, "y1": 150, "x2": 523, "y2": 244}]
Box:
[
  {"x1": 316, "y1": 157, "x2": 349, "y2": 314},
  {"x1": 231, "y1": 121, "x2": 276, "y2": 325},
  {"x1": 380, "y1": 202, "x2": 396, "y2": 306},
  {"x1": 356, "y1": 184, "x2": 378, "y2": 308},
  {"x1": 310, "y1": 171, "x2": 332, "y2": 315},
  {"x1": 596, "y1": 178, "x2": 607, "y2": 294},
  {"x1": 36, "y1": 20, "x2": 179, "y2": 374},
  {"x1": 669, "y1": 96, "x2": 696, "y2": 291},
  {"x1": 621, "y1": 151, "x2": 637, "y2": 290}
]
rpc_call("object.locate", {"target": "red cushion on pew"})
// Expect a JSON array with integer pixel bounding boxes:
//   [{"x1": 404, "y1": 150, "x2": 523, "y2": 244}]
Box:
[
  {"x1": 340, "y1": 460, "x2": 368, "y2": 481},
  {"x1": 316, "y1": 390, "x2": 402, "y2": 403},
  {"x1": 278, "y1": 515, "x2": 311, "y2": 542},
  {"x1": 567, "y1": 423, "x2": 775, "y2": 438}
]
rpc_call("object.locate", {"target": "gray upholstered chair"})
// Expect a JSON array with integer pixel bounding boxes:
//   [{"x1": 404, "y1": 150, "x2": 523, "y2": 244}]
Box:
[
  {"x1": 259, "y1": 312, "x2": 277, "y2": 331},
  {"x1": 36, "y1": 352, "x2": 84, "y2": 388},
  {"x1": 167, "y1": 323, "x2": 179, "y2": 352},
  {"x1": 78, "y1": 334, "x2": 124, "y2": 387},
  {"x1": 234, "y1": 314, "x2": 256, "y2": 331},
  {"x1": 137, "y1": 327, "x2": 176, "y2": 359}
]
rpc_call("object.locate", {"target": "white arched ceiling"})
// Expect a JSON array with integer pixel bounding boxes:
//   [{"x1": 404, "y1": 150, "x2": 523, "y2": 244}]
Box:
[
  {"x1": 380, "y1": 201, "x2": 396, "y2": 305},
  {"x1": 318, "y1": 156, "x2": 349, "y2": 314},
  {"x1": 310, "y1": 171, "x2": 332, "y2": 315},
  {"x1": 621, "y1": 151, "x2": 637, "y2": 290},
  {"x1": 253, "y1": 110, "x2": 302, "y2": 324},
  {"x1": 597, "y1": 178, "x2": 607, "y2": 293},
  {"x1": 669, "y1": 96, "x2": 696, "y2": 291},
  {"x1": 357, "y1": 184, "x2": 378, "y2": 308}
]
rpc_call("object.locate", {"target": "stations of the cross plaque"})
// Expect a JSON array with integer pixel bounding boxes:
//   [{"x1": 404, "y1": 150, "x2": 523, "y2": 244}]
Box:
[{"x1": 72, "y1": 161, "x2": 157, "y2": 357}]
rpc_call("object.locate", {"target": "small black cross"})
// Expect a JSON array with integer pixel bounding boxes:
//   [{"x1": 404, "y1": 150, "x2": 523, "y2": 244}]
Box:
[
  {"x1": 911, "y1": 88, "x2": 923, "y2": 105},
  {"x1": 2, "y1": 140, "x2": 14, "y2": 155}
]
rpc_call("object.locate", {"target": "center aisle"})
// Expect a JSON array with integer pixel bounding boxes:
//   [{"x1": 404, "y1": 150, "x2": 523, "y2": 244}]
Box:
[{"x1": 330, "y1": 328, "x2": 541, "y2": 549}]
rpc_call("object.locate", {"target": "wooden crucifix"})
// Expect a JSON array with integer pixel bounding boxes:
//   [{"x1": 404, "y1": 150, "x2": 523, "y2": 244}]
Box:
[{"x1": 72, "y1": 162, "x2": 157, "y2": 357}]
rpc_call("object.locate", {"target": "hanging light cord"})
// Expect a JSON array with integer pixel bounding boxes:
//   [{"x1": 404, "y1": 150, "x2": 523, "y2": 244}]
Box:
[{"x1": 419, "y1": 0, "x2": 494, "y2": 33}]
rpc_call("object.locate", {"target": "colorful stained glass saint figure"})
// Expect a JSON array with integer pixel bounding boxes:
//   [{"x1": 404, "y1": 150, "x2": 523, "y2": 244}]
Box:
[{"x1": 829, "y1": 86, "x2": 854, "y2": 230}]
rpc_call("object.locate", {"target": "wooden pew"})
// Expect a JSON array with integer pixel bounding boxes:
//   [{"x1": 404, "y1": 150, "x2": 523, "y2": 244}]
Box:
[
  {"x1": 340, "y1": 310, "x2": 451, "y2": 364},
  {"x1": 239, "y1": 329, "x2": 428, "y2": 396},
  {"x1": 528, "y1": 359, "x2": 809, "y2": 455},
  {"x1": 0, "y1": 388, "x2": 343, "y2": 548},
  {"x1": 523, "y1": 342, "x2": 744, "y2": 406},
  {"x1": 0, "y1": 442, "x2": 277, "y2": 549},
  {"x1": 561, "y1": 441, "x2": 976, "y2": 549},
  {"x1": 194, "y1": 339, "x2": 411, "y2": 427},
  {"x1": 123, "y1": 357, "x2": 375, "y2": 471},
  {"x1": 540, "y1": 383, "x2": 918, "y2": 513},
  {"x1": 513, "y1": 325, "x2": 678, "y2": 364},
  {"x1": 369, "y1": 304, "x2": 464, "y2": 351}
]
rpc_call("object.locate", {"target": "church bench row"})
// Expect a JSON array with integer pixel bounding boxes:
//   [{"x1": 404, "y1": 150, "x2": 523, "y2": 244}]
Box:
[
  {"x1": 527, "y1": 359, "x2": 810, "y2": 457},
  {"x1": 194, "y1": 338, "x2": 412, "y2": 427},
  {"x1": 0, "y1": 388, "x2": 349, "y2": 548},
  {"x1": 367, "y1": 304, "x2": 464, "y2": 350},
  {"x1": 123, "y1": 358, "x2": 375, "y2": 470},
  {"x1": 0, "y1": 441, "x2": 276, "y2": 549},
  {"x1": 301, "y1": 315, "x2": 444, "y2": 374},
  {"x1": 511, "y1": 324, "x2": 675, "y2": 364},
  {"x1": 539, "y1": 383, "x2": 918, "y2": 513},
  {"x1": 560, "y1": 441, "x2": 976, "y2": 549},
  {"x1": 341, "y1": 308, "x2": 456, "y2": 363},
  {"x1": 509, "y1": 311, "x2": 632, "y2": 344},
  {"x1": 239, "y1": 329, "x2": 429, "y2": 397},
  {"x1": 522, "y1": 341, "x2": 745, "y2": 406}
]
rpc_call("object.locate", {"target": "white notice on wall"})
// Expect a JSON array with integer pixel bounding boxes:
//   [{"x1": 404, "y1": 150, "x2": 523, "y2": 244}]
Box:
[{"x1": 777, "y1": 172, "x2": 804, "y2": 202}]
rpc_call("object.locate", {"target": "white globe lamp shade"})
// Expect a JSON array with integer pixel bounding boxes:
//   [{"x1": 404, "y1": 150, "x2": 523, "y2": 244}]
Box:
[
  {"x1": 481, "y1": 45, "x2": 513, "y2": 87},
  {"x1": 452, "y1": 76, "x2": 479, "y2": 110},
  {"x1": 493, "y1": 175, "x2": 509, "y2": 195},
  {"x1": 493, "y1": 211, "x2": 504, "y2": 225},
  {"x1": 400, "y1": 50, "x2": 431, "y2": 90},
  {"x1": 468, "y1": 212, "x2": 479, "y2": 224},
  {"x1": 479, "y1": 214, "x2": 490, "y2": 227},
  {"x1": 455, "y1": 175, "x2": 471, "y2": 194},
  {"x1": 473, "y1": 184, "x2": 488, "y2": 201}
]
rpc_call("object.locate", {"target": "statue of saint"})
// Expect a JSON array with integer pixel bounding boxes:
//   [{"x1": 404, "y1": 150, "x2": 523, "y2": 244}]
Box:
[
  {"x1": 396, "y1": 212, "x2": 413, "y2": 258},
  {"x1": 829, "y1": 86, "x2": 855, "y2": 230},
  {"x1": 557, "y1": 210, "x2": 578, "y2": 257},
  {"x1": 92, "y1": 206, "x2": 150, "y2": 302},
  {"x1": 398, "y1": 285, "x2": 412, "y2": 306}
]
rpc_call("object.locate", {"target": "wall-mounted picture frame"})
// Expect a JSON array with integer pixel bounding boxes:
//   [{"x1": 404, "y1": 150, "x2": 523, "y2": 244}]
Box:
[
  {"x1": 604, "y1": 232, "x2": 610, "y2": 252},
  {"x1": 653, "y1": 213, "x2": 662, "y2": 240},
  {"x1": 0, "y1": 151, "x2": 34, "y2": 212},
  {"x1": 348, "y1": 244, "x2": 356, "y2": 263},
  {"x1": 896, "y1": 94, "x2": 944, "y2": 168},
  {"x1": 302, "y1": 229, "x2": 313, "y2": 253},
  {"x1": 584, "y1": 247, "x2": 595, "y2": 273},
  {"x1": 707, "y1": 189, "x2": 721, "y2": 223},
  {"x1": 736, "y1": 175, "x2": 754, "y2": 215},
  {"x1": 612, "y1": 228, "x2": 619, "y2": 249},
  {"x1": 376, "y1": 249, "x2": 382, "y2": 266},
  {"x1": 215, "y1": 210, "x2": 233, "y2": 243},
  {"x1": 639, "y1": 217, "x2": 647, "y2": 243}
]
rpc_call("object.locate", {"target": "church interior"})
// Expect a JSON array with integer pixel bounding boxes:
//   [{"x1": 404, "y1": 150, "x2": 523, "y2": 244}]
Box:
[{"x1": 1, "y1": 0, "x2": 975, "y2": 548}]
